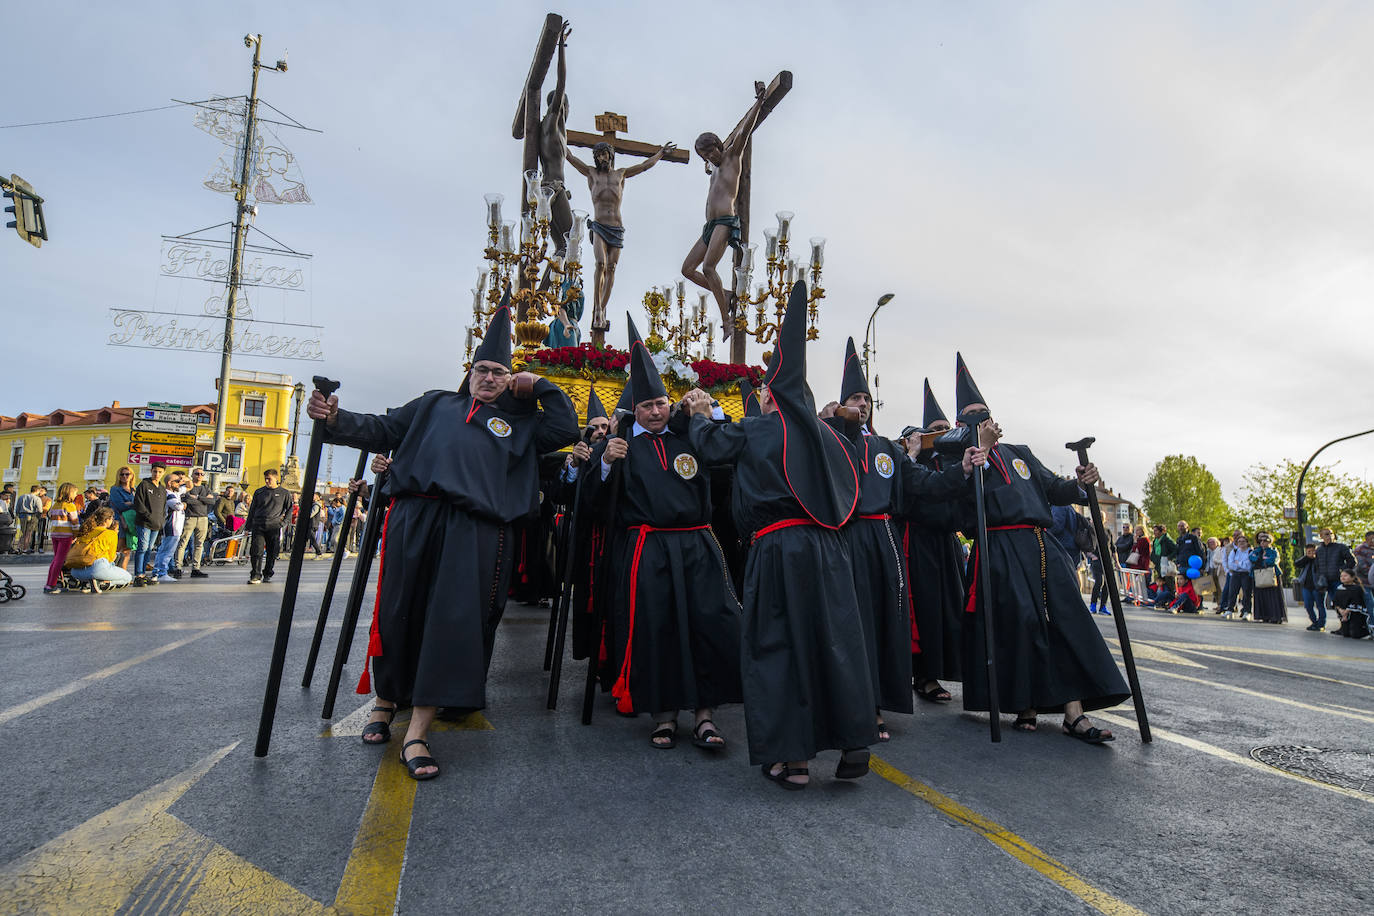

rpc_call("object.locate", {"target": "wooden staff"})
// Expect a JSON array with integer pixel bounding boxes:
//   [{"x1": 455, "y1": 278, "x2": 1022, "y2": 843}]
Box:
[
  {"x1": 581, "y1": 410, "x2": 631, "y2": 725},
  {"x1": 545, "y1": 463, "x2": 586, "y2": 708},
  {"x1": 300, "y1": 450, "x2": 369, "y2": 688},
  {"x1": 254, "y1": 375, "x2": 338, "y2": 757},
  {"x1": 1066, "y1": 437, "x2": 1151, "y2": 742},
  {"x1": 320, "y1": 463, "x2": 389, "y2": 721}
]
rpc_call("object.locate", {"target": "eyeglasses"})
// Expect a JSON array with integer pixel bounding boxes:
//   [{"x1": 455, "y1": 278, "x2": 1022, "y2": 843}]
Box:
[
  {"x1": 470, "y1": 366, "x2": 511, "y2": 378},
  {"x1": 1257, "y1": 537, "x2": 1270, "y2": 543}
]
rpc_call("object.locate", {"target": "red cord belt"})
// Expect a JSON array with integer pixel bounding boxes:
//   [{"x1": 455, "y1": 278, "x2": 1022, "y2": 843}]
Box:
[
  {"x1": 611, "y1": 523, "x2": 711, "y2": 714},
  {"x1": 752, "y1": 517, "x2": 818, "y2": 543}
]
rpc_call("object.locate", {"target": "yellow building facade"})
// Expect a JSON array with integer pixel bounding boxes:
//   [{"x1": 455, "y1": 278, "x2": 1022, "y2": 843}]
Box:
[{"x1": 0, "y1": 370, "x2": 295, "y2": 493}]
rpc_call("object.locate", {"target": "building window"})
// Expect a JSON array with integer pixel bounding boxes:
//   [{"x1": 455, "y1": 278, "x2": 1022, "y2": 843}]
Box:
[
  {"x1": 44, "y1": 443, "x2": 61, "y2": 468},
  {"x1": 240, "y1": 397, "x2": 266, "y2": 426},
  {"x1": 9, "y1": 444, "x2": 21, "y2": 470},
  {"x1": 90, "y1": 442, "x2": 109, "y2": 467}
]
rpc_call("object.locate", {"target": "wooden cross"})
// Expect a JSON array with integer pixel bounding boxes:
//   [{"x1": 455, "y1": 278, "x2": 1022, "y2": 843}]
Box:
[
  {"x1": 566, "y1": 112, "x2": 689, "y2": 164},
  {"x1": 730, "y1": 71, "x2": 792, "y2": 365}
]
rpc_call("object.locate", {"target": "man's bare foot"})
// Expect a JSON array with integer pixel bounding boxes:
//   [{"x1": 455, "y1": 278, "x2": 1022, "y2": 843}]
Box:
[{"x1": 362, "y1": 704, "x2": 397, "y2": 744}]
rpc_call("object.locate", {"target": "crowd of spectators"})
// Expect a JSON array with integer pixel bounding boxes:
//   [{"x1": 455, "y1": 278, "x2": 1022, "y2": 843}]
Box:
[{"x1": 1099, "y1": 518, "x2": 1372, "y2": 637}]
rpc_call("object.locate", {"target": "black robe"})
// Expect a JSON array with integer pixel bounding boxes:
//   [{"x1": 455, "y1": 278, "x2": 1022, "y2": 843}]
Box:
[
  {"x1": 688, "y1": 413, "x2": 967, "y2": 764},
  {"x1": 899, "y1": 450, "x2": 966, "y2": 683},
  {"x1": 326, "y1": 381, "x2": 579, "y2": 707},
  {"x1": 842, "y1": 432, "x2": 965, "y2": 714},
  {"x1": 510, "y1": 455, "x2": 563, "y2": 604},
  {"x1": 958, "y1": 443, "x2": 1129, "y2": 715},
  {"x1": 583, "y1": 419, "x2": 742, "y2": 715}
]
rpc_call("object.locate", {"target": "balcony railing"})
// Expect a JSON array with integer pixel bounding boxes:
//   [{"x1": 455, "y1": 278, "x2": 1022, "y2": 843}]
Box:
[
  {"x1": 85, "y1": 465, "x2": 108, "y2": 479},
  {"x1": 36, "y1": 466, "x2": 59, "y2": 481},
  {"x1": 2, "y1": 469, "x2": 18, "y2": 483},
  {"x1": 239, "y1": 414, "x2": 265, "y2": 427}
]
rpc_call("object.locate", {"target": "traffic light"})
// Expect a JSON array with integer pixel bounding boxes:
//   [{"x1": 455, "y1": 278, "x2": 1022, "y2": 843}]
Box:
[
  {"x1": 3, "y1": 174, "x2": 46, "y2": 248},
  {"x1": 1289, "y1": 530, "x2": 1302, "y2": 548}
]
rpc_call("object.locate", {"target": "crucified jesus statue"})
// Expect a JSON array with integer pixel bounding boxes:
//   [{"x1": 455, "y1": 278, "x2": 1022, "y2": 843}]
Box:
[
  {"x1": 681, "y1": 83, "x2": 767, "y2": 342},
  {"x1": 566, "y1": 139, "x2": 676, "y2": 336},
  {"x1": 538, "y1": 23, "x2": 574, "y2": 257}
]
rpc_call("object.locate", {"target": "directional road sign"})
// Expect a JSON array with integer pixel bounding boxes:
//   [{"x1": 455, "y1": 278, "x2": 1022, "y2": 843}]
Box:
[
  {"x1": 130, "y1": 442, "x2": 197, "y2": 457},
  {"x1": 132, "y1": 419, "x2": 199, "y2": 436},
  {"x1": 128, "y1": 453, "x2": 194, "y2": 468},
  {"x1": 135, "y1": 408, "x2": 201, "y2": 424}
]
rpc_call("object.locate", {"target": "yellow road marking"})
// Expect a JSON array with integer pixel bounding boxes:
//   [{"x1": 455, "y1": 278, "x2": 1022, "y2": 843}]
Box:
[
  {"x1": 0, "y1": 742, "x2": 329, "y2": 914},
  {"x1": 333, "y1": 710, "x2": 492, "y2": 914},
  {"x1": 0, "y1": 710, "x2": 494, "y2": 914},
  {"x1": 1161, "y1": 645, "x2": 1374, "y2": 692},
  {"x1": 0, "y1": 626, "x2": 226, "y2": 727},
  {"x1": 323, "y1": 700, "x2": 497, "y2": 738},
  {"x1": 1133, "y1": 664, "x2": 1374, "y2": 725},
  {"x1": 1092, "y1": 712, "x2": 1374, "y2": 807},
  {"x1": 870, "y1": 756, "x2": 1147, "y2": 915},
  {"x1": 1105, "y1": 638, "x2": 1206, "y2": 668}
]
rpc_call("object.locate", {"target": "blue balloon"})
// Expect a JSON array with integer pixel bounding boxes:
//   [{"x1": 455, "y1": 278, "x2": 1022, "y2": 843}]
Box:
[
  {"x1": 1188, "y1": 555, "x2": 1203, "y2": 569},
  {"x1": 1186, "y1": 568, "x2": 1201, "y2": 579}
]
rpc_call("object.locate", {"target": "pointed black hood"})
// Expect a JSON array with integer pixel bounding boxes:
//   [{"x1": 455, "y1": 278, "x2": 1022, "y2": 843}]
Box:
[
  {"x1": 626, "y1": 315, "x2": 668, "y2": 407},
  {"x1": 839, "y1": 337, "x2": 870, "y2": 405},
  {"x1": 618, "y1": 318, "x2": 648, "y2": 411},
  {"x1": 738, "y1": 379, "x2": 762, "y2": 417},
  {"x1": 584, "y1": 385, "x2": 607, "y2": 423},
  {"x1": 461, "y1": 290, "x2": 513, "y2": 396},
  {"x1": 922, "y1": 378, "x2": 948, "y2": 430},
  {"x1": 761, "y1": 281, "x2": 858, "y2": 529},
  {"x1": 954, "y1": 351, "x2": 988, "y2": 416}
]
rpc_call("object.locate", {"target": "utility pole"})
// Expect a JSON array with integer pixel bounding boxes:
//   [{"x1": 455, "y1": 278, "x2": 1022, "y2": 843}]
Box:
[{"x1": 211, "y1": 34, "x2": 287, "y2": 489}]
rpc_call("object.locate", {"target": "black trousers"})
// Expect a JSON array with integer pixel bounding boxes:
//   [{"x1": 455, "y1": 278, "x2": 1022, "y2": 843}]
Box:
[{"x1": 250, "y1": 527, "x2": 281, "y2": 579}]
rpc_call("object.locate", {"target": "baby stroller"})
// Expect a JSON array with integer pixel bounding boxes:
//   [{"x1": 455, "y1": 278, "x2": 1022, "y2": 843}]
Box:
[{"x1": 0, "y1": 567, "x2": 26, "y2": 602}]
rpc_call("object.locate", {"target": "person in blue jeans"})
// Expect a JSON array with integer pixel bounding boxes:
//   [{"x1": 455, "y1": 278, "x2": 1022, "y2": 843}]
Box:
[
  {"x1": 130, "y1": 462, "x2": 169, "y2": 586},
  {"x1": 1292, "y1": 542, "x2": 1327, "y2": 630}
]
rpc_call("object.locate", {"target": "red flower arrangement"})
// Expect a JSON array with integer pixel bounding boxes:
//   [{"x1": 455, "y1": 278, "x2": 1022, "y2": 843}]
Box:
[
  {"x1": 526, "y1": 345, "x2": 762, "y2": 393},
  {"x1": 527, "y1": 344, "x2": 630, "y2": 375},
  {"x1": 689, "y1": 359, "x2": 764, "y2": 391}
]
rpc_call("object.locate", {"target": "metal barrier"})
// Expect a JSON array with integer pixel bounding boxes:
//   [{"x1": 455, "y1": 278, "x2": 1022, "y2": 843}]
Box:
[
  {"x1": 1117, "y1": 565, "x2": 1151, "y2": 606},
  {"x1": 206, "y1": 530, "x2": 251, "y2": 566}
]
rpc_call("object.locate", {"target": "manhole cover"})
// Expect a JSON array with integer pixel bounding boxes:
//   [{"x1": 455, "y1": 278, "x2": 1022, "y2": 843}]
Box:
[{"x1": 1250, "y1": 745, "x2": 1374, "y2": 795}]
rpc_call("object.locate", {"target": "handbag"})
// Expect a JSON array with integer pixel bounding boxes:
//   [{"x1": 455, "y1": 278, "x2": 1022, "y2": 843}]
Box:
[
  {"x1": 1125, "y1": 551, "x2": 1140, "y2": 566},
  {"x1": 1254, "y1": 566, "x2": 1278, "y2": 589},
  {"x1": 1160, "y1": 557, "x2": 1179, "y2": 577}
]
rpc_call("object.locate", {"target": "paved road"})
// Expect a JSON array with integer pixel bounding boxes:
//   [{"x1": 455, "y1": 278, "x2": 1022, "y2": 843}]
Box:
[{"x1": 0, "y1": 559, "x2": 1370, "y2": 914}]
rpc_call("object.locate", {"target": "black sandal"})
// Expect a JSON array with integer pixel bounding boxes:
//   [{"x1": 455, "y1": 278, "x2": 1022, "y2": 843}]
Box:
[
  {"x1": 692, "y1": 720, "x2": 725, "y2": 751},
  {"x1": 836, "y1": 748, "x2": 870, "y2": 780},
  {"x1": 915, "y1": 681, "x2": 953, "y2": 703},
  {"x1": 1062, "y1": 714, "x2": 1114, "y2": 744},
  {"x1": 361, "y1": 705, "x2": 397, "y2": 745},
  {"x1": 762, "y1": 763, "x2": 809, "y2": 790},
  {"x1": 1013, "y1": 716, "x2": 1038, "y2": 733},
  {"x1": 875, "y1": 721, "x2": 891, "y2": 743},
  {"x1": 400, "y1": 738, "x2": 440, "y2": 780},
  {"x1": 650, "y1": 722, "x2": 677, "y2": 749}
]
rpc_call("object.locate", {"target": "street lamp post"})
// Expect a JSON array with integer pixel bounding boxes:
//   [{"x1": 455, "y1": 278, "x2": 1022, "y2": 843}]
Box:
[
  {"x1": 863, "y1": 293, "x2": 895, "y2": 410},
  {"x1": 1295, "y1": 427, "x2": 1374, "y2": 542}
]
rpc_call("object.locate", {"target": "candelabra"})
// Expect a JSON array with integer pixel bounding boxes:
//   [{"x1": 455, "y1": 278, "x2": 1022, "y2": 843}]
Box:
[
  {"x1": 464, "y1": 170, "x2": 586, "y2": 364},
  {"x1": 643, "y1": 281, "x2": 716, "y2": 362},
  {"x1": 731, "y1": 210, "x2": 825, "y2": 344}
]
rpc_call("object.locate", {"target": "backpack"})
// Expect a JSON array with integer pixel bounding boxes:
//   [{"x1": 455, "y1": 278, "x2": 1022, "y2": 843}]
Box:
[{"x1": 1072, "y1": 512, "x2": 1097, "y2": 553}]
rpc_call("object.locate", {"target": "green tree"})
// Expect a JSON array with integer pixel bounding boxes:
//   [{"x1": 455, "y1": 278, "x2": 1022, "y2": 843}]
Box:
[
  {"x1": 1234, "y1": 460, "x2": 1374, "y2": 565},
  {"x1": 1140, "y1": 455, "x2": 1234, "y2": 537}
]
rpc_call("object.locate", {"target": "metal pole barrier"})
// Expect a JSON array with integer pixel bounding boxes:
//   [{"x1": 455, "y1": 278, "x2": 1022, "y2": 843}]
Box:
[{"x1": 546, "y1": 471, "x2": 585, "y2": 709}]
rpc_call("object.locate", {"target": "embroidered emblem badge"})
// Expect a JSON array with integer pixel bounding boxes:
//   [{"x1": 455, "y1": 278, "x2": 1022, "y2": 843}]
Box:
[
  {"x1": 1012, "y1": 457, "x2": 1031, "y2": 480},
  {"x1": 673, "y1": 453, "x2": 699, "y2": 480},
  {"x1": 874, "y1": 452, "x2": 895, "y2": 479},
  {"x1": 487, "y1": 417, "x2": 512, "y2": 438}
]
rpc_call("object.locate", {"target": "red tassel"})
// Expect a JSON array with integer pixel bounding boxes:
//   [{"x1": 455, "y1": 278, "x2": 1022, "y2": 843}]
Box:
[{"x1": 356, "y1": 662, "x2": 371, "y2": 695}]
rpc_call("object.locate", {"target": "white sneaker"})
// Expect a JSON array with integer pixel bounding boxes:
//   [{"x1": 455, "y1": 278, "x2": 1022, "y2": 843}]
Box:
[
  {"x1": 91, "y1": 579, "x2": 103, "y2": 594},
  {"x1": 157, "y1": 574, "x2": 177, "y2": 584}
]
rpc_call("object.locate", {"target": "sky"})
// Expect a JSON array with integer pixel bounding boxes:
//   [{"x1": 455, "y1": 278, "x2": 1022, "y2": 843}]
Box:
[{"x1": 4, "y1": 1, "x2": 1373, "y2": 505}]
